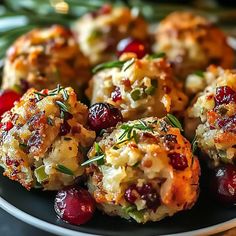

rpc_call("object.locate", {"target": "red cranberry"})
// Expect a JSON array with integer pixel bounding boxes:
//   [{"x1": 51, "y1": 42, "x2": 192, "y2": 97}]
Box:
[
  {"x1": 117, "y1": 38, "x2": 148, "y2": 59},
  {"x1": 210, "y1": 164, "x2": 236, "y2": 205},
  {"x1": 217, "y1": 115, "x2": 236, "y2": 131},
  {"x1": 55, "y1": 186, "x2": 95, "y2": 225},
  {"x1": 0, "y1": 90, "x2": 21, "y2": 117},
  {"x1": 1, "y1": 121, "x2": 14, "y2": 131},
  {"x1": 60, "y1": 121, "x2": 71, "y2": 136},
  {"x1": 168, "y1": 152, "x2": 188, "y2": 170},
  {"x1": 124, "y1": 184, "x2": 138, "y2": 204},
  {"x1": 125, "y1": 183, "x2": 160, "y2": 210},
  {"x1": 214, "y1": 86, "x2": 236, "y2": 107},
  {"x1": 88, "y1": 103, "x2": 123, "y2": 133},
  {"x1": 111, "y1": 87, "x2": 122, "y2": 102}
]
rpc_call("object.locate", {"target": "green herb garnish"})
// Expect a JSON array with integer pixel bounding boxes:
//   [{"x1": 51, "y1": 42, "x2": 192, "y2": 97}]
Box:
[
  {"x1": 123, "y1": 58, "x2": 135, "y2": 71},
  {"x1": 34, "y1": 92, "x2": 47, "y2": 101},
  {"x1": 166, "y1": 114, "x2": 183, "y2": 132},
  {"x1": 194, "y1": 70, "x2": 204, "y2": 78},
  {"x1": 192, "y1": 136, "x2": 198, "y2": 154},
  {"x1": 92, "y1": 60, "x2": 127, "y2": 74},
  {"x1": 47, "y1": 117, "x2": 54, "y2": 126},
  {"x1": 55, "y1": 164, "x2": 74, "y2": 176},
  {"x1": 55, "y1": 101, "x2": 69, "y2": 113},
  {"x1": 62, "y1": 89, "x2": 69, "y2": 101},
  {"x1": 81, "y1": 142, "x2": 105, "y2": 166},
  {"x1": 147, "y1": 52, "x2": 166, "y2": 59},
  {"x1": 64, "y1": 137, "x2": 72, "y2": 141},
  {"x1": 34, "y1": 165, "x2": 49, "y2": 183}
]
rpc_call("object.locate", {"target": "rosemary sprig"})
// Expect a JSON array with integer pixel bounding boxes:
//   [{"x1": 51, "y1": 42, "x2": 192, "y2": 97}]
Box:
[
  {"x1": 81, "y1": 142, "x2": 105, "y2": 166},
  {"x1": 147, "y1": 52, "x2": 166, "y2": 59},
  {"x1": 123, "y1": 58, "x2": 135, "y2": 71},
  {"x1": 166, "y1": 114, "x2": 183, "y2": 132},
  {"x1": 55, "y1": 101, "x2": 69, "y2": 113},
  {"x1": 56, "y1": 164, "x2": 74, "y2": 176},
  {"x1": 92, "y1": 60, "x2": 127, "y2": 74}
]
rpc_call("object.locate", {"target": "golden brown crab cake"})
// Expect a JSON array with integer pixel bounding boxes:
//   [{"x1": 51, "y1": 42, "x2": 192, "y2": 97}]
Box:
[
  {"x1": 87, "y1": 54, "x2": 188, "y2": 121},
  {"x1": 185, "y1": 69, "x2": 236, "y2": 165},
  {"x1": 2, "y1": 25, "x2": 91, "y2": 94},
  {"x1": 86, "y1": 117, "x2": 200, "y2": 223},
  {"x1": 154, "y1": 12, "x2": 234, "y2": 80},
  {"x1": 0, "y1": 86, "x2": 95, "y2": 190},
  {"x1": 73, "y1": 5, "x2": 148, "y2": 65}
]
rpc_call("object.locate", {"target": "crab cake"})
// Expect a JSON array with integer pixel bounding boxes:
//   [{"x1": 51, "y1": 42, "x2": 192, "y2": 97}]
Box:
[
  {"x1": 154, "y1": 12, "x2": 234, "y2": 79},
  {"x1": 73, "y1": 5, "x2": 148, "y2": 65},
  {"x1": 0, "y1": 86, "x2": 95, "y2": 190},
  {"x1": 86, "y1": 117, "x2": 200, "y2": 223},
  {"x1": 2, "y1": 25, "x2": 91, "y2": 94},
  {"x1": 186, "y1": 69, "x2": 236, "y2": 165},
  {"x1": 87, "y1": 54, "x2": 188, "y2": 121}
]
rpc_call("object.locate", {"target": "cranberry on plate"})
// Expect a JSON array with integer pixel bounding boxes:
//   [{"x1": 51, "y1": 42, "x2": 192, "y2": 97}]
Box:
[
  {"x1": 117, "y1": 37, "x2": 148, "y2": 59},
  {"x1": 0, "y1": 90, "x2": 21, "y2": 117},
  {"x1": 88, "y1": 103, "x2": 123, "y2": 133},
  {"x1": 210, "y1": 164, "x2": 236, "y2": 205},
  {"x1": 55, "y1": 186, "x2": 95, "y2": 225}
]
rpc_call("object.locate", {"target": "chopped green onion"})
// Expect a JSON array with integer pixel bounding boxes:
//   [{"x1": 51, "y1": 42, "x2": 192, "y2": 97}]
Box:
[
  {"x1": 122, "y1": 206, "x2": 144, "y2": 223},
  {"x1": 131, "y1": 88, "x2": 141, "y2": 101},
  {"x1": 166, "y1": 114, "x2": 183, "y2": 132},
  {"x1": 34, "y1": 165, "x2": 49, "y2": 183},
  {"x1": 56, "y1": 164, "x2": 74, "y2": 176},
  {"x1": 92, "y1": 60, "x2": 127, "y2": 74}
]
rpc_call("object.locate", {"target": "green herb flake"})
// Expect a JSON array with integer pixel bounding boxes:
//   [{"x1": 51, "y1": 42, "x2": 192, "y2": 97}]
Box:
[
  {"x1": 133, "y1": 130, "x2": 139, "y2": 143},
  {"x1": 147, "y1": 52, "x2": 166, "y2": 59},
  {"x1": 123, "y1": 58, "x2": 135, "y2": 72},
  {"x1": 19, "y1": 143, "x2": 27, "y2": 149},
  {"x1": 166, "y1": 114, "x2": 183, "y2": 132},
  {"x1": 194, "y1": 70, "x2": 204, "y2": 78},
  {"x1": 34, "y1": 165, "x2": 49, "y2": 183},
  {"x1": 56, "y1": 164, "x2": 74, "y2": 176},
  {"x1": 34, "y1": 92, "x2": 47, "y2": 101},
  {"x1": 47, "y1": 117, "x2": 54, "y2": 126},
  {"x1": 145, "y1": 85, "x2": 156, "y2": 95},
  {"x1": 131, "y1": 88, "x2": 142, "y2": 101},
  {"x1": 81, "y1": 155, "x2": 105, "y2": 166},
  {"x1": 191, "y1": 136, "x2": 198, "y2": 154},
  {"x1": 55, "y1": 101, "x2": 69, "y2": 113},
  {"x1": 64, "y1": 137, "x2": 72, "y2": 141},
  {"x1": 92, "y1": 60, "x2": 126, "y2": 74},
  {"x1": 62, "y1": 89, "x2": 69, "y2": 101}
]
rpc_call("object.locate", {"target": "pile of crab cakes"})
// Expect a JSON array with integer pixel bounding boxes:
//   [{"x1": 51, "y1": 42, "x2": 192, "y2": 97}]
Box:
[{"x1": 0, "y1": 4, "x2": 235, "y2": 225}]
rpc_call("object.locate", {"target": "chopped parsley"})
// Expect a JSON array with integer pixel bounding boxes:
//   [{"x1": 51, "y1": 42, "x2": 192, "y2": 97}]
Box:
[
  {"x1": 166, "y1": 114, "x2": 183, "y2": 132},
  {"x1": 55, "y1": 164, "x2": 74, "y2": 176}
]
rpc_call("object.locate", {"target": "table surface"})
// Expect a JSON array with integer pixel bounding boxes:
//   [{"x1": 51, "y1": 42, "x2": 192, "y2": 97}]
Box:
[{"x1": 0, "y1": 208, "x2": 55, "y2": 236}]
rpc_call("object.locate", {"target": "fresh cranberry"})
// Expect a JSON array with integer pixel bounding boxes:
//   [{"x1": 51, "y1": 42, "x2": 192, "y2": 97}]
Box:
[
  {"x1": 111, "y1": 87, "x2": 122, "y2": 102},
  {"x1": 168, "y1": 152, "x2": 188, "y2": 170},
  {"x1": 214, "y1": 86, "x2": 236, "y2": 107},
  {"x1": 117, "y1": 38, "x2": 148, "y2": 59},
  {"x1": 0, "y1": 90, "x2": 21, "y2": 117},
  {"x1": 88, "y1": 103, "x2": 123, "y2": 133},
  {"x1": 1, "y1": 121, "x2": 14, "y2": 131},
  {"x1": 54, "y1": 186, "x2": 95, "y2": 225},
  {"x1": 210, "y1": 164, "x2": 236, "y2": 205},
  {"x1": 125, "y1": 183, "x2": 160, "y2": 210},
  {"x1": 60, "y1": 121, "x2": 71, "y2": 136}
]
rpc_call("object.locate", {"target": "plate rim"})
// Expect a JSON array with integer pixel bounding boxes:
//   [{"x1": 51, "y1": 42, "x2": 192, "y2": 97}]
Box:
[{"x1": 0, "y1": 196, "x2": 236, "y2": 236}]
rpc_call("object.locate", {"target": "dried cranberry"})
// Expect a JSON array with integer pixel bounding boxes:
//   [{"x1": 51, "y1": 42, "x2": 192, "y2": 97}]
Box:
[
  {"x1": 0, "y1": 90, "x2": 21, "y2": 117},
  {"x1": 55, "y1": 186, "x2": 95, "y2": 225},
  {"x1": 168, "y1": 152, "x2": 188, "y2": 170},
  {"x1": 88, "y1": 103, "x2": 123, "y2": 133},
  {"x1": 214, "y1": 86, "x2": 236, "y2": 107},
  {"x1": 60, "y1": 121, "x2": 71, "y2": 136},
  {"x1": 125, "y1": 183, "x2": 160, "y2": 210},
  {"x1": 124, "y1": 184, "x2": 138, "y2": 204},
  {"x1": 117, "y1": 38, "x2": 148, "y2": 59},
  {"x1": 210, "y1": 164, "x2": 236, "y2": 205},
  {"x1": 111, "y1": 87, "x2": 122, "y2": 102}
]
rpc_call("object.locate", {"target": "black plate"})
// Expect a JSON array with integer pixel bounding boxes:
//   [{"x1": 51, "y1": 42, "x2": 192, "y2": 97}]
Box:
[{"x1": 0, "y1": 170, "x2": 236, "y2": 236}]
